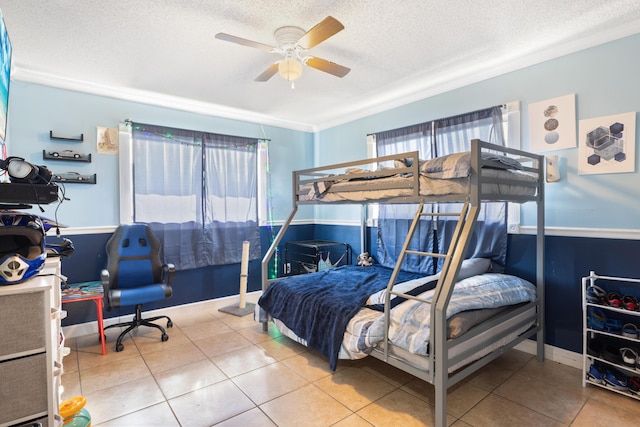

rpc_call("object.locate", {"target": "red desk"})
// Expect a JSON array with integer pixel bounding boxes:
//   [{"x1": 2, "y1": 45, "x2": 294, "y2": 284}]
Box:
[{"x1": 61, "y1": 281, "x2": 106, "y2": 355}]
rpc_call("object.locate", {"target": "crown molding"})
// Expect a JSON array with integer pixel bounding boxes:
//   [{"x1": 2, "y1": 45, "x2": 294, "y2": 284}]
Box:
[
  {"x1": 12, "y1": 20, "x2": 640, "y2": 133},
  {"x1": 313, "y1": 21, "x2": 640, "y2": 130},
  {"x1": 11, "y1": 68, "x2": 316, "y2": 133}
]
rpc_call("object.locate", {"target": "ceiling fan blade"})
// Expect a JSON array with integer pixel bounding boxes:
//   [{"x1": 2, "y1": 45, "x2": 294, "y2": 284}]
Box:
[
  {"x1": 255, "y1": 63, "x2": 280, "y2": 82},
  {"x1": 305, "y1": 56, "x2": 350, "y2": 78},
  {"x1": 297, "y1": 16, "x2": 344, "y2": 49},
  {"x1": 215, "y1": 33, "x2": 276, "y2": 51}
]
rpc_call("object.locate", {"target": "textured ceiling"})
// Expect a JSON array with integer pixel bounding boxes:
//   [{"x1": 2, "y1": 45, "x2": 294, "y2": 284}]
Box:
[{"x1": 1, "y1": 0, "x2": 640, "y2": 131}]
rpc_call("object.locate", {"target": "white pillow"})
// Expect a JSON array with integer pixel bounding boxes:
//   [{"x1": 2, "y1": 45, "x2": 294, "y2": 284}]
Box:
[{"x1": 366, "y1": 258, "x2": 491, "y2": 305}]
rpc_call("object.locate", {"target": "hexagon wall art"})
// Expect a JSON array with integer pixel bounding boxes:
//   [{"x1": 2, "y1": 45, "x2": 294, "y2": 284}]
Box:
[{"x1": 578, "y1": 112, "x2": 636, "y2": 175}]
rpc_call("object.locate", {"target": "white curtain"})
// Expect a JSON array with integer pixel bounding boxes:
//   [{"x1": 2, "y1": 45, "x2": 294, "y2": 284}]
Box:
[
  {"x1": 375, "y1": 106, "x2": 506, "y2": 274},
  {"x1": 131, "y1": 123, "x2": 260, "y2": 270}
]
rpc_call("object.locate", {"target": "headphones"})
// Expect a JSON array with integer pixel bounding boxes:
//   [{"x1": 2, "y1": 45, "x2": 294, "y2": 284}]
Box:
[{"x1": 0, "y1": 157, "x2": 53, "y2": 184}]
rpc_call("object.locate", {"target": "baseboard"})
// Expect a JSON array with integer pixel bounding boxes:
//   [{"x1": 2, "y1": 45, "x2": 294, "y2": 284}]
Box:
[
  {"x1": 64, "y1": 292, "x2": 583, "y2": 370},
  {"x1": 62, "y1": 291, "x2": 262, "y2": 339},
  {"x1": 513, "y1": 340, "x2": 582, "y2": 369}
]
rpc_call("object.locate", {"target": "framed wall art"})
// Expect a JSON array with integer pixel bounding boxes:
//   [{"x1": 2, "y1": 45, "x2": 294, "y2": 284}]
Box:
[
  {"x1": 578, "y1": 111, "x2": 636, "y2": 175},
  {"x1": 528, "y1": 94, "x2": 576, "y2": 152}
]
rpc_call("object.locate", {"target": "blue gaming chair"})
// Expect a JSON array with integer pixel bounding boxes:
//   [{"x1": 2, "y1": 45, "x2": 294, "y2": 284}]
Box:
[{"x1": 101, "y1": 224, "x2": 175, "y2": 352}]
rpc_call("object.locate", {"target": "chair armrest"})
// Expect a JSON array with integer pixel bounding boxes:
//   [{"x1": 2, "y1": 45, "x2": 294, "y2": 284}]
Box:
[
  {"x1": 101, "y1": 269, "x2": 110, "y2": 286},
  {"x1": 163, "y1": 263, "x2": 176, "y2": 285},
  {"x1": 100, "y1": 269, "x2": 112, "y2": 310}
]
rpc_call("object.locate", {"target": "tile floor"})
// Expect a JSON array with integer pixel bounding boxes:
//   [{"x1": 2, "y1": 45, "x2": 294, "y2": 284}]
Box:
[{"x1": 61, "y1": 300, "x2": 640, "y2": 426}]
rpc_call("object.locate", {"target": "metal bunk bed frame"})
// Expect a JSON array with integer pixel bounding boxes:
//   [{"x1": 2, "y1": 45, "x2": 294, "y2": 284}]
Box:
[{"x1": 260, "y1": 139, "x2": 545, "y2": 427}]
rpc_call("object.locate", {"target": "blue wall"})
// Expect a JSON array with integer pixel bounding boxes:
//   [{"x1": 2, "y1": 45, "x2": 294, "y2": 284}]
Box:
[
  {"x1": 60, "y1": 222, "x2": 638, "y2": 355},
  {"x1": 6, "y1": 82, "x2": 316, "y2": 226},
  {"x1": 316, "y1": 33, "x2": 640, "y2": 228},
  {"x1": 59, "y1": 223, "x2": 353, "y2": 326}
]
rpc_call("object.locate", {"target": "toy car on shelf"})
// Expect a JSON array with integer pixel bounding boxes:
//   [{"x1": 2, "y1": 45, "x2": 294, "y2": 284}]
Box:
[
  {"x1": 52, "y1": 172, "x2": 96, "y2": 184},
  {"x1": 49, "y1": 149, "x2": 82, "y2": 159}
]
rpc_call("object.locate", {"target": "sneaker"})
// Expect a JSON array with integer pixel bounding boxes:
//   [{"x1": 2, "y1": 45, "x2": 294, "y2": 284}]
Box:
[
  {"x1": 603, "y1": 344, "x2": 622, "y2": 364},
  {"x1": 622, "y1": 295, "x2": 639, "y2": 311},
  {"x1": 586, "y1": 284, "x2": 606, "y2": 304},
  {"x1": 604, "y1": 318, "x2": 622, "y2": 334},
  {"x1": 587, "y1": 338, "x2": 604, "y2": 358},
  {"x1": 605, "y1": 369, "x2": 628, "y2": 391},
  {"x1": 607, "y1": 292, "x2": 622, "y2": 308},
  {"x1": 628, "y1": 377, "x2": 640, "y2": 395},
  {"x1": 587, "y1": 307, "x2": 606, "y2": 331},
  {"x1": 620, "y1": 347, "x2": 639, "y2": 368},
  {"x1": 587, "y1": 363, "x2": 605, "y2": 384},
  {"x1": 622, "y1": 323, "x2": 639, "y2": 339}
]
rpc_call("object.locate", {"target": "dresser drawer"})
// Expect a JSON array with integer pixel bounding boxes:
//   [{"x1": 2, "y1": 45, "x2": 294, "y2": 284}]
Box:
[
  {"x1": 0, "y1": 291, "x2": 46, "y2": 358},
  {"x1": 0, "y1": 353, "x2": 48, "y2": 425}
]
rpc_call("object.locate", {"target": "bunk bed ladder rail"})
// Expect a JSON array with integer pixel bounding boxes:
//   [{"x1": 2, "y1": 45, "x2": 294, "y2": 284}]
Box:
[
  {"x1": 381, "y1": 199, "x2": 478, "y2": 427},
  {"x1": 381, "y1": 201, "x2": 474, "y2": 367}
]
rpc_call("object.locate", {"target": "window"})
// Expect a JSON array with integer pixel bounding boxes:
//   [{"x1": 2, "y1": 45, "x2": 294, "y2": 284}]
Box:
[
  {"x1": 371, "y1": 105, "x2": 508, "y2": 273},
  {"x1": 119, "y1": 122, "x2": 264, "y2": 270}
]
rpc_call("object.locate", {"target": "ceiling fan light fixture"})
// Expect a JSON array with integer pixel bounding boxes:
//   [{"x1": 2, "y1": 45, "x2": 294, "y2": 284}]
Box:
[
  {"x1": 278, "y1": 58, "x2": 302, "y2": 82},
  {"x1": 217, "y1": 17, "x2": 349, "y2": 84}
]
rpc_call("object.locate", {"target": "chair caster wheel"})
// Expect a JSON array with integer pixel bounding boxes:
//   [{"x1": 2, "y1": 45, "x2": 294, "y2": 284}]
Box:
[
  {"x1": 161, "y1": 334, "x2": 169, "y2": 342},
  {"x1": 115, "y1": 343, "x2": 124, "y2": 352},
  {"x1": 167, "y1": 320, "x2": 173, "y2": 328}
]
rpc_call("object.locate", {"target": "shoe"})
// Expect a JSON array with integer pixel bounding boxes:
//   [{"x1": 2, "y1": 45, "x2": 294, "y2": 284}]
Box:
[
  {"x1": 620, "y1": 347, "x2": 639, "y2": 368},
  {"x1": 587, "y1": 363, "x2": 605, "y2": 384},
  {"x1": 587, "y1": 307, "x2": 606, "y2": 330},
  {"x1": 629, "y1": 377, "x2": 640, "y2": 395},
  {"x1": 604, "y1": 318, "x2": 622, "y2": 334},
  {"x1": 604, "y1": 369, "x2": 628, "y2": 391},
  {"x1": 607, "y1": 292, "x2": 622, "y2": 308},
  {"x1": 622, "y1": 323, "x2": 639, "y2": 338},
  {"x1": 603, "y1": 344, "x2": 622, "y2": 364},
  {"x1": 587, "y1": 338, "x2": 604, "y2": 358},
  {"x1": 622, "y1": 295, "x2": 638, "y2": 311},
  {"x1": 586, "y1": 284, "x2": 606, "y2": 304}
]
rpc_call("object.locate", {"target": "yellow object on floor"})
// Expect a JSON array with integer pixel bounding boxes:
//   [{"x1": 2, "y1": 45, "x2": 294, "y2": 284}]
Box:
[{"x1": 59, "y1": 396, "x2": 91, "y2": 427}]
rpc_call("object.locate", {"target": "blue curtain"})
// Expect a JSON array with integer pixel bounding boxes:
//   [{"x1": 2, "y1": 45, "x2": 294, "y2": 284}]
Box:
[
  {"x1": 375, "y1": 122, "x2": 436, "y2": 273},
  {"x1": 375, "y1": 106, "x2": 506, "y2": 274},
  {"x1": 131, "y1": 123, "x2": 260, "y2": 270}
]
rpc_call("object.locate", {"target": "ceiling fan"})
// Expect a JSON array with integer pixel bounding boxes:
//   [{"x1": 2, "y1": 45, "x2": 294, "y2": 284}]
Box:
[{"x1": 215, "y1": 16, "x2": 350, "y2": 87}]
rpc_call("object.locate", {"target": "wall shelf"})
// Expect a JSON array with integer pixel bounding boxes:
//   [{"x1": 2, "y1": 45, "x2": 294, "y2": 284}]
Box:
[
  {"x1": 50, "y1": 131, "x2": 84, "y2": 142},
  {"x1": 43, "y1": 149, "x2": 91, "y2": 163}
]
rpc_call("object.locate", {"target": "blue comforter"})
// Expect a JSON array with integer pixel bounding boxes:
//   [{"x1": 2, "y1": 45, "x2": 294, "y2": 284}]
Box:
[{"x1": 258, "y1": 265, "x2": 424, "y2": 370}]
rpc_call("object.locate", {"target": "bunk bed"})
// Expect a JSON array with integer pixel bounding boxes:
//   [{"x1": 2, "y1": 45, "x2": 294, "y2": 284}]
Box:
[{"x1": 259, "y1": 139, "x2": 545, "y2": 427}]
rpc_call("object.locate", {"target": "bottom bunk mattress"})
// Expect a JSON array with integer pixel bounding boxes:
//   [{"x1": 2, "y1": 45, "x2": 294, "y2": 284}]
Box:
[
  {"x1": 276, "y1": 304, "x2": 537, "y2": 374},
  {"x1": 258, "y1": 262, "x2": 536, "y2": 370},
  {"x1": 368, "y1": 305, "x2": 537, "y2": 374}
]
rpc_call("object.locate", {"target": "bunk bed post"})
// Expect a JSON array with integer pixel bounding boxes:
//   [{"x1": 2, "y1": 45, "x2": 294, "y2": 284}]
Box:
[
  {"x1": 260, "y1": 206, "x2": 298, "y2": 331},
  {"x1": 260, "y1": 170, "x2": 301, "y2": 331},
  {"x1": 261, "y1": 206, "x2": 298, "y2": 288},
  {"x1": 433, "y1": 204, "x2": 479, "y2": 427},
  {"x1": 536, "y1": 157, "x2": 545, "y2": 361},
  {"x1": 433, "y1": 140, "x2": 480, "y2": 426},
  {"x1": 360, "y1": 204, "x2": 367, "y2": 255}
]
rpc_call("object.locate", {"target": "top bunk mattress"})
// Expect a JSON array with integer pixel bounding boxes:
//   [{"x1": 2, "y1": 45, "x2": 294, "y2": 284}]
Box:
[
  {"x1": 295, "y1": 140, "x2": 541, "y2": 204},
  {"x1": 299, "y1": 168, "x2": 537, "y2": 202}
]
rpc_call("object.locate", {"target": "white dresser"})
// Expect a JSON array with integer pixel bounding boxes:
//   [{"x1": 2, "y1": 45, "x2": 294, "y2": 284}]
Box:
[{"x1": 0, "y1": 258, "x2": 63, "y2": 427}]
